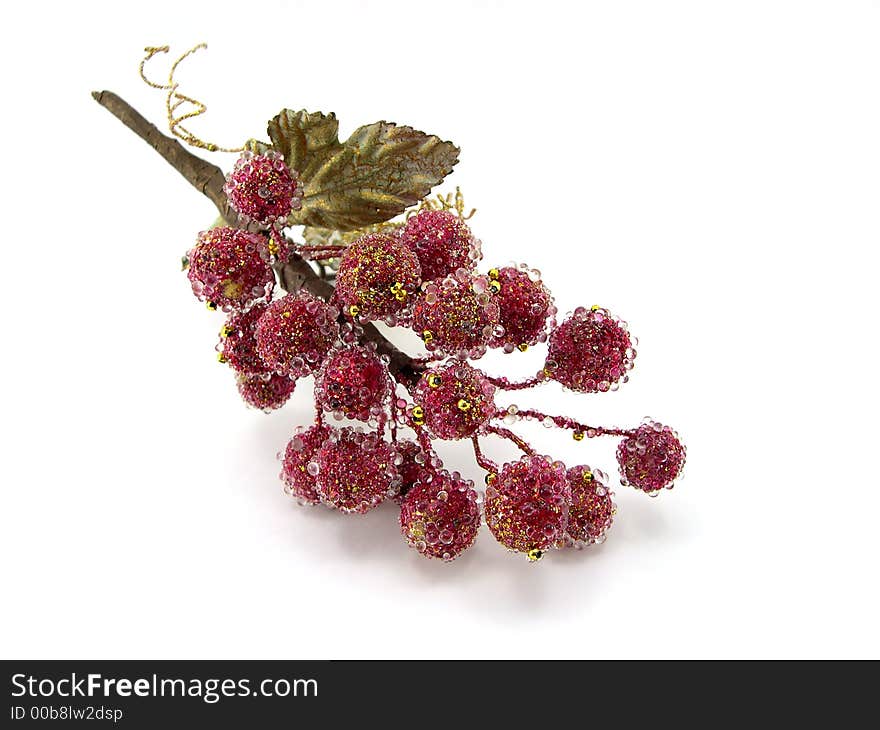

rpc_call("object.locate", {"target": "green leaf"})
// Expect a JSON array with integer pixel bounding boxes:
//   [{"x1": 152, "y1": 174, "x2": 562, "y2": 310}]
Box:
[
  {"x1": 268, "y1": 110, "x2": 341, "y2": 179},
  {"x1": 265, "y1": 109, "x2": 459, "y2": 231}
]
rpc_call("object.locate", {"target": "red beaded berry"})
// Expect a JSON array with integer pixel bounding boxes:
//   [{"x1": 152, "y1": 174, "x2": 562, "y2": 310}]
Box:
[
  {"x1": 334, "y1": 233, "x2": 421, "y2": 323},
  {"x1": 484, "y1": 455, "x2": 570, "y2": 559},
  {"x1": 223, "y1": 150, "x2": 303, "y2": 227},
  {"x1": 617, "y1": 420, "x2": 686, "y2": 494},
  {"x1": 280, "y1": 424, "x2": 330, "y2": 505},
  {"x1": 412, "y1": 362, "x2": 496, "y2": 440},
  {"x1": 399, "y1": 471, "x2": 481, "y2": 561},
  {"x1": 312, "y1": 428, "x2": 400, "y2": 513},
  {"x1": 254, "y1": 291, "x2": 338, "y2": 378},
  {"x1": 217, "y1": 303, "x2": 271, "y2": 376},
  {"x1": 314, "y1": 344, "x2": 389, "y2": 422},
  {"x1": 488, "y1": 265, "x2": 556, "y2": 352},
  {"x1": 411, "y1": 272, "x2": 500, "y2": 359},
  {"x1": 399, "y1": 209, "x2": 481, "y2": 282},
  {"x1": 545, "y1": 306, "x2": 635, "y2": 392},
  {"x1": 236, "y1": 372, "x2": 296, "y2": 411},
  {"x1": 186, "y1": 227, "x2": 273, "y2": 311},
  {"x1": 565, "y1": 466, "x2": 615, "y2": 546}
]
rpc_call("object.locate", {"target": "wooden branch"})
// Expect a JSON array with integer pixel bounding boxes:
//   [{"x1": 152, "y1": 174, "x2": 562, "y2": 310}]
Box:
[
  {"x1": 92, "y1": 89, "x2": 423, "y2": 384},
  {"x1": 91, "y1": 91, "x2": 237, "y2": 224}
]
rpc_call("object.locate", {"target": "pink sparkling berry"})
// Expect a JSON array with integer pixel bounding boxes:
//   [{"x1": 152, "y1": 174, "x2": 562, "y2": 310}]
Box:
[
  {"x1": 313, "y1": 428, "x2": 400, "y2": 513},
  {"x1": 565, "y1": 466, "x2": 615, "y2": 546},
  {"x1": 186, "y1": 227, "x2": 273, "y2": 311},
  {"x1": 617, "y1": 420, "x2": 686, "y2": 494},
  {"x1": 399, "y1": 209, "x2": 481, "y2": 282},
  {"x1": 334, "y1": 233, "x2": 421, "y2": 323},
  {"x1": 280, "y1": 424, "x2": 330, "y2": 505},
  {"x1": 399, "y1": 471, "x2": 481, "y2": 561},
  {"x1": 223, "y1": 150, "x2": 303, "y2": 227},
  {"x1": 411, "y1": 273, "x2": 500, "y2": 359},
  {"x1": 488, "y1": 265, "x2": 556, "y2": 352},
  {"x1": 412, "y1": 362, "x2": 497, "y2": 440},
  {"x1": 484, "y1": 455, "x2": 571, "y2": 559},
  {"x1": 218, "y1": 303, "x2": 271, "y2": 376},
  {"x1": 545, "y1": 306, "x2": 635, "y2": 393},
  {"x1": 314, "y1": 345, "x2": 389, "y2": 422},
  {"x1": 254, "y1": 291, "x2": 338, "y2": 378},
  {"x1": 236, "y1": 373, "x2": 295, "y2": 411}
]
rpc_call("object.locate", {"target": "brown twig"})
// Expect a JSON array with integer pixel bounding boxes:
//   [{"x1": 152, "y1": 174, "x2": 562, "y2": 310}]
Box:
[{"x1": 91, "y1": 89, "x2": 424, "y2": 383}]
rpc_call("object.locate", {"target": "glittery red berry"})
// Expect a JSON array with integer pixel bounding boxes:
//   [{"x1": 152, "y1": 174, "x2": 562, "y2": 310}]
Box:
[
  {"x1": 399, "y1": 209, "x2": 482, "y2": 282},
  {"x1": 254, "y1": 291, "x2": 338, "y2": 378},
  {"x1": 223, "y1": 150, "x2": 303, "y2": 227},
  {"x1": 412, "y1": 362, "x2": 496, "y2": 440},
  {"x1": 545, "y1": 306, "x2": 635, "y2": 393},
  {"x1": 313, "y1": 428, "x2": 400, "y2": 513},
  {"x1": 488, "y1": 265, "x2": 556, "y2": 352},
  {"x1": 314, "y1": 345, "x2": 389, "y2": 422},
  {"x1": 186, "y1": 227, "x2": 273, "y2": 311},
  {"x1": 565, "y1": 466, "x2": 615, "y2": 546},
  {"x1": 617, "y1": 420, "x2": 686, "y2": 494},
  {"x1": 334, "y1": 233, "x2": 421, "y2": 323},
  {"x1": 485, "y1": 456, "x2": 570, "y2": 559},
  {"x1": 218, "y1": 303, "x2": 271, "y2": 376},
  {"x1": 411, "y1": 273, "x2": 500, "y2": 359},
  {"x1": 399, "y1": 471, "x2": 481, "y2": 561},
  {"x1": 280, "y1": 424, "x2": 330, "y2": 505},
  {"x1": 236, "y1": 373, "x2": 295, "y2": 411}
]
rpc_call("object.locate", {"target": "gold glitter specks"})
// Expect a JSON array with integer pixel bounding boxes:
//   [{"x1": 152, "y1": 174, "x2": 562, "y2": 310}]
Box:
[{"x1": 390, "y1": 282, "x2": 407, "y2": 302}]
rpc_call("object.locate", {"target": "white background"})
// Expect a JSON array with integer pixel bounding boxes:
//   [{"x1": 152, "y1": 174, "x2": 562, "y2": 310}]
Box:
[{"x1": 1, "y1": 1, "x2": 878, "y2": 659}]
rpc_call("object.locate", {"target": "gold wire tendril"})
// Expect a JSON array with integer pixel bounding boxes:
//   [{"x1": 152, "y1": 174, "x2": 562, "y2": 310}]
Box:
[
  {"x1": 139, "y1": 44, "x2": 243, "y2": 153},
  {"x1": 411, "y1": 186, "x2": 476, "y2": 220}
]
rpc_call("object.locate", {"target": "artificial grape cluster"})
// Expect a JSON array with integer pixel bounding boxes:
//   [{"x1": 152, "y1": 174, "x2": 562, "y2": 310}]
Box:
[{"x1": 184, "y1": 152, "x2": 687, "y2": 563}]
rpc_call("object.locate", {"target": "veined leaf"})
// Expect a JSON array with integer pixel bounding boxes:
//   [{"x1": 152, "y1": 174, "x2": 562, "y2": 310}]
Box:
[{"x1": 265, "y1": 109, "x2": 459, "y2": 231}]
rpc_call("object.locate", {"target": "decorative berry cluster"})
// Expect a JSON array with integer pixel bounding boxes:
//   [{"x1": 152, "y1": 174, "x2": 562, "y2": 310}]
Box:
[{"x1": 184, "y1": 151, "x2": 687, "y2": 563}]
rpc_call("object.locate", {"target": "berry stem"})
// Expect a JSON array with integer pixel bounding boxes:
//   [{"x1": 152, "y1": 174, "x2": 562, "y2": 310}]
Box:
[
  {"x1": 484, "y1": 424, "x2": 536, "y2": 456},
  {"x1": 513, "y1": 408, "x2": 637, "y2": 438},
  {"x1": 412, "y1": 424, "x2": 442, "y2": 477},
  {"x1": 297, "y1": 244, "x2": 347, "y2": 253},
  {"x1": 471, "y1": 436, "x2": 498, "y2": 475},
  {"x1": 484, "y1": 374, "x2": 545, "y2": 391},
  {"x1": 296, "y1": 246, "x2": 347, "y2": 260}
]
